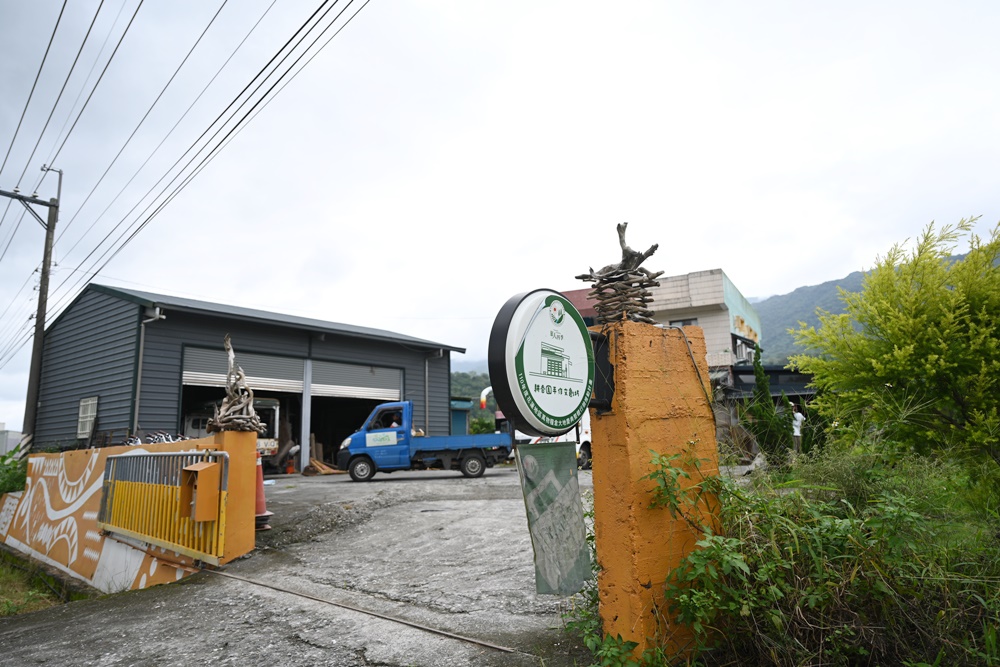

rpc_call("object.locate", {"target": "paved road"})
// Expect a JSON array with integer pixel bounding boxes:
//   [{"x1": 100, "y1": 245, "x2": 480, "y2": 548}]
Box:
[{"x1": 0, "y1": 465, "x2": 595, "y2": 666}]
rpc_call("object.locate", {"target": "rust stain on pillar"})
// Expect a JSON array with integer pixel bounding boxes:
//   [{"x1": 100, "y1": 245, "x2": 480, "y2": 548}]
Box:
[{"x1": 590, "y1": 320, "x2": 719, "y2": 656}]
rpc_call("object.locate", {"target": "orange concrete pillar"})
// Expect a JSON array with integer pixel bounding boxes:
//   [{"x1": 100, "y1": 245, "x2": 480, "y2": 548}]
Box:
[
  {"x1": 210, "y1": 430, "x2": 257, "y2": 563},
  {"x1": 590, "y1": 321, "x2": 719, "y2": 656}
]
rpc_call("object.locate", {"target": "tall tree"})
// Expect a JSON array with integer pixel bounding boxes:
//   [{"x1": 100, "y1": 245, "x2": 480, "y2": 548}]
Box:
[
  {"x1": 742, "y1": 343, "x2": 793, "y2": 459},
  {"x1": 791, "y1": 219, "x2": 1000, "y2": 470}
]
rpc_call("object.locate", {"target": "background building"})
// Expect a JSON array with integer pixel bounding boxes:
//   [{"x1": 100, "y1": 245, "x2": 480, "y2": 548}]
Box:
[{"x1": 563, "y1": 268, "x2": 761, "y2": 371}]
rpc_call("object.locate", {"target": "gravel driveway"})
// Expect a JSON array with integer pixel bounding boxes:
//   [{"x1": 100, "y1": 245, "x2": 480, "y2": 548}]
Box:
[{"x1": 0, "y1": 465, "x2": 595, "y2": 667}]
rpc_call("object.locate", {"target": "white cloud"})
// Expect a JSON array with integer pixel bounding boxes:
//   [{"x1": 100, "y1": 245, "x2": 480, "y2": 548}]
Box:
[{"x1": 1, "y1": 0, "x2": 999, "y2": 430}]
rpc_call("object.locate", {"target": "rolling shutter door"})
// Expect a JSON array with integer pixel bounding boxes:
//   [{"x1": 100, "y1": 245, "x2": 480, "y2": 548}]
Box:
[
  {"x1": 183, "y1": 348, "x2": 304, "y2": 393},
  {"x1": 311, "y1": 360, "x2": 401, "y2": 401}
]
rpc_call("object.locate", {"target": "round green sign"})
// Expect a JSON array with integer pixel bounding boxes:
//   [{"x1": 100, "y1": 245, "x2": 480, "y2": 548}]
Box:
[{"x1": 488, "y1": 290, "x2": 595, "y2": 436}]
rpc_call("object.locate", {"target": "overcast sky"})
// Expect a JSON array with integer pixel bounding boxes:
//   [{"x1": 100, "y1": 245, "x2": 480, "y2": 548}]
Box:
[{"x1": 1, "y1": 1, "x2": 998, "y2": 432}]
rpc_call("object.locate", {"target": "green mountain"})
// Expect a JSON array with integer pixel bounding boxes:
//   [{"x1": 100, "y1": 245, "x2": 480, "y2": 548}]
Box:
[
  {"x1": 755, "y1": 271, "x2": 866, "y2": 365},
  {"x1": 451, "y1": 269, "x2": 870, "y2": 381},
  {"x1": 450, "y1": 371, "x2": 495, "y2": 419}
]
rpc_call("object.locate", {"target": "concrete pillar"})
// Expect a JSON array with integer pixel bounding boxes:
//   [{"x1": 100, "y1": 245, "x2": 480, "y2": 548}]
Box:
[{"x1": 591, "y1": 321, "x2": 719, "y2": 655}]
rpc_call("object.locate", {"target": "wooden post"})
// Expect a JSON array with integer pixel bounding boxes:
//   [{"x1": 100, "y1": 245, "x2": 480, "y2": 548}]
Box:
[{"x1": 590, "y1": 321, "x2": 719, "y2": 656}]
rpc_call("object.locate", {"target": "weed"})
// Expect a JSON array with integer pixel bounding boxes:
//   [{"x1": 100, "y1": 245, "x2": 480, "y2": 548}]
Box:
[{"x1": 0, "y1": 445, "x2": 27, "y2": 495}]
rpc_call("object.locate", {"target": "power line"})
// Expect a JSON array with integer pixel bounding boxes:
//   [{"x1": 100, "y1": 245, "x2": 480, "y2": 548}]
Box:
[
  {"x1": 9, "y1": 0, "x2": 108, "y2": 190},
  {"x1": 82, "y1": 0, "x2": 369, "y2": 281},
  {"x1": 56, "y1": 0, "x2": 271, "y2": 253},
  {"x1": 0, "y1": 0, "x2": 142, "y2": 337},
  {"x1": 56, "y1": 0, "x2": 230, "y2": 240},
  {"x1": 2, "y1": 0, "x2": 371, "y2": 362},
  {"x1": 46, "y1": 0, "x2": 347, "y2": 309},
  {"x1": 42, "y1": 0, "x2": 133, "y2": 182},
  {"x1": 0, "y1": 1, "x2": 69, "y2": 180},
  {"x1": 44, "y1": 0, "x2": 145, "y2": 170}
]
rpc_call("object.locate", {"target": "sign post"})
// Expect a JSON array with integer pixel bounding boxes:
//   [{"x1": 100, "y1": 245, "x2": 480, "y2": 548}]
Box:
[{"x1": 488, "y1": 289, "x2": 595, "y2": 595}]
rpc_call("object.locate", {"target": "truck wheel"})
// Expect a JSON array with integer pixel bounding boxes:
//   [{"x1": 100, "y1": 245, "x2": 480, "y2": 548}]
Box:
[
  {"x1": 348, "y1": 457, "x2": 376, "y2": 482},
  {"x1": 460, "y1": 454, "x2": 486, "y2": 478},
  {"x1": 578, "y1": 444, "x2": 592, "y2": 470}
]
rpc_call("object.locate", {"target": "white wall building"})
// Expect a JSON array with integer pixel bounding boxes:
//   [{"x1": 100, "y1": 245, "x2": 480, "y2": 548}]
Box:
[
  {"x1": 646, "y1": 269, "x2": 760, "y2": 368},
  {"x1": 563, "y1": 268, "x2": 761, "y2": 370},
  {"x1": 0, "y1": 422, "x2": 22, "y2": 455}
]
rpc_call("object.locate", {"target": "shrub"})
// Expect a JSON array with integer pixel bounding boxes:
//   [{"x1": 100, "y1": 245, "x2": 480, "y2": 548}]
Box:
[
  {"x1": 567, "y1": 447, "x2": 1000, "y2": 667},
  {"x1": 663, "y1": 458, "x2": 1000, "y2": 666},
  {"x1": 0, "y1": 446, "x2": 26, "y2": 495}
]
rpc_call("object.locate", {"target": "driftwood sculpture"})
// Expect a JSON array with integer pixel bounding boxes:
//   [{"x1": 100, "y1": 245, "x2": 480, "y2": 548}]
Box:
[
  {"x1": 576, "y1": 222, "x2": 664, "y2": 325},
  {"x1": 206, "y1": 334, "x2": 266, "y2": 434}
]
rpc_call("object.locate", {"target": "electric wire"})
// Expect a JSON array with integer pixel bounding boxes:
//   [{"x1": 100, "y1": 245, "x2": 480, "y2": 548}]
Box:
[
  {"x1": 0, "y1": 0, "x2": 365, "y2": 367},
  {"x1": 0, "y1": 0, "x2": 193, "y2": 366},
  {"x1": 0, "y1": 209, "x2": 26, "y2": 266},
  {"x1": 0, "y1": 0, "x2": 68, "y2": 181},
  {"x1": 43, "y1": 0, "x2": 145, "y2": 171},
  {"x1": 55, "y1": 0, "x2": 230, "y2": 240},
  {"x1": 56, "y1": 0, "x2": 280, "y2": 253},
  {"x1": 42, "y1": 0, "x2": 133, "y2": 183},
  {"x1": 89, "y1": 0, "x2": 369, "y2": 281},
  {"x1": 9, "y1": 0, "x2": 108, "y2": 191},
  {"x1": 45, "y1": 0, "x2": 357, "y2": 316},
  {"x1": 0, "y1": 0, "x2": 96, "y2": 241},
  {"x1": 46, "y1": 0, "x2": 337, "y2": 282}
]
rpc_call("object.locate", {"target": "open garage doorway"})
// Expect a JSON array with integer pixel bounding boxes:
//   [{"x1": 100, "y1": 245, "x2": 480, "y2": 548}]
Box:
[
  {"x1": 308, "y1": 396, "x2": 382, "y2": 468},
  {"x1": 180, "y1": 385, "x2": 302, "y2": 473}
]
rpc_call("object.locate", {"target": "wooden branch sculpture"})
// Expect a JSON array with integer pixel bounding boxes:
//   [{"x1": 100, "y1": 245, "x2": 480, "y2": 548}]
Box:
[
  {"x1": 206, "y1": 334, "x2": 266, "y2": 433},
  {"x1": 575, "y1": 222, "x2": 664, "y2": 325}
]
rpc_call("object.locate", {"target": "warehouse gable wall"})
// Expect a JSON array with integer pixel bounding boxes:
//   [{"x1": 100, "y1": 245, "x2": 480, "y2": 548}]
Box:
[
  {"x1": 139, "y1": 311, "x2": 310, "y2": 431},
  {"x1": 140, "y1": 311, "x2": 452, "y2": 435},
  {"x1": 36, "y1": 290, "x2": 140, "y2": 447}
]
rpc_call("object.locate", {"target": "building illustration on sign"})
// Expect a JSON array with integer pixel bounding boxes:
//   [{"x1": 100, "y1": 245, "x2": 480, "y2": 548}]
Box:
[{"x1": 537, "y1": 342, "x2": 573, "y2": 380}]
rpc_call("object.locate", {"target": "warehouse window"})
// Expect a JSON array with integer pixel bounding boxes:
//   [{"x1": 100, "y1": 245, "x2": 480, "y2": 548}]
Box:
[
  {"x1": 669, "y1": 318, "x2": 698, "y2": 327},
  {"x1": 77, "y1": 396, "x2": 98, "y2": 439}
]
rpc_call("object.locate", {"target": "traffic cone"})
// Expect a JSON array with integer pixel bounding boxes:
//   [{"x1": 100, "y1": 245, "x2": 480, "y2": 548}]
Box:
[{"x1": 255, "y1": 452, "x2": 273, "y2": 531}]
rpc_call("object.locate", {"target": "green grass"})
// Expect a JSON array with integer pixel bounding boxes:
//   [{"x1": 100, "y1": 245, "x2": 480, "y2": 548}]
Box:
[{"x1": 0, "y1": 557, "x2": 63, "y2": 616}]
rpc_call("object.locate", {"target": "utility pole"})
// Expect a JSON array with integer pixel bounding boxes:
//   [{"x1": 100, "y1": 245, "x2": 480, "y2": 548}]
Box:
[{"x1": 0, "y1": 165, "x2": 61, "y2": 445}]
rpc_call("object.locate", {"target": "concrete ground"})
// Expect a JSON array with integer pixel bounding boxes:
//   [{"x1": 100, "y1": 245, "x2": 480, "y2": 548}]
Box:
[{"x1": 0, "y1": 464, "x2": 595, "y2": 667}]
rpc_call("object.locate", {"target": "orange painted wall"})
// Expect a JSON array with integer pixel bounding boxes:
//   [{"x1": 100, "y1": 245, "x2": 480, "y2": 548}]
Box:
[
  {"x1": 590, "y1": 321, "x2": 719, "y2": 655},
  {"x1": 0, "y1": 432, "x2": 256, "y2": 593}
]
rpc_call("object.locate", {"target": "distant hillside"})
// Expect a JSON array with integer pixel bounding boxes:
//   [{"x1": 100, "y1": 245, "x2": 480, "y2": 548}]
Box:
[
  {"x1": 755, "y1": 271, "x2": 866, "y2": 365},
  {"x1": 450, "y1": 371, "x2": 495, "y2": 419}
]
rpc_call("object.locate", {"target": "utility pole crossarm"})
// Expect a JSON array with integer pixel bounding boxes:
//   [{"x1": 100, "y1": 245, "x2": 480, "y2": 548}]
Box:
[{"x1": 0, "y1": 188, "x2": 55, "y2": 209}]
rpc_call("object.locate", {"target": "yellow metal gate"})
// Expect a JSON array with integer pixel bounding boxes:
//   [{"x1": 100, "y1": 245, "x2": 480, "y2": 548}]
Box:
[{"x1": 97, "y1": 451, "x2": 231, "y2": 565}]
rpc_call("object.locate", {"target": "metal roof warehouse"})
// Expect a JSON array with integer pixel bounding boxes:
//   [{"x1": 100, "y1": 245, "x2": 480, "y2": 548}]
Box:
[{"x1": 33, "y1": 284, "x2": 462, "y2": 470}]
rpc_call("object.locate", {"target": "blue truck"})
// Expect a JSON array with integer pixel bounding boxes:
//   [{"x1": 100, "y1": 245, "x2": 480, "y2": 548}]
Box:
[{"x1": 335, "y1": 401, "x2": 512, "y2": 482}]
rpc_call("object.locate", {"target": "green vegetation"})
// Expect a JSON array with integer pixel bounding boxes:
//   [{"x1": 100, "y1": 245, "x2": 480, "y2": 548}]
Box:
[
  {"x1": 792, "y1": 220, "x2": 1000, "y2": 473},
  {"x1": 0, "y1": 552, "x2": 70, "y2": 617},
  {"x1": 469, "y1": 415, "x2": 495, "y2": 434},
  {"x1": 740, "y1": 344, "x2": 794, "y2": 460},
  {"x1": 566, "y1": 445, "x2": 1000, "y2": 666},
  {"x1": 450, "y1": 371, "x2": 495, "y2": 420},
  {"x1": 0, "y1": 445, "x2": 27, "y2": 495},
  {"x1": 565, "y1": 219, "x2": 1000, "y2": 666}
]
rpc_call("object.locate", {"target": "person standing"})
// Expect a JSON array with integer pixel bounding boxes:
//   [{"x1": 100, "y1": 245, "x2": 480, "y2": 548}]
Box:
[{"x1": 791, "y1": 404, "x2": 806, "y2": 453}]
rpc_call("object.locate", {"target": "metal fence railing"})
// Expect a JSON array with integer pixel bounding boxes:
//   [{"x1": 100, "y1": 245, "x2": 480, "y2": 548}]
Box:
[{"x1": 97, "y1": 451, "x2": 231, "y2": 565}]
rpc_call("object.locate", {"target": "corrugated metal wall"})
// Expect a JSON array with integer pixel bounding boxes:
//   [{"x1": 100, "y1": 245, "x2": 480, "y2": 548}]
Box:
[
  {"x1": 140, "y1": 310, "x2": 451, "y2": 436},
  {"x1": 36, "y1": 289, "x2": 455, "y2": 443},
  {"x1": 35, "y1": 290, "x2": 139, "y2": 446},
  {"x1": 311, "y1": 333, "x2": 450, "y2": 435},
  {"x1": 183, "y1": 347, "x2": 306, "y2": 392}
]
